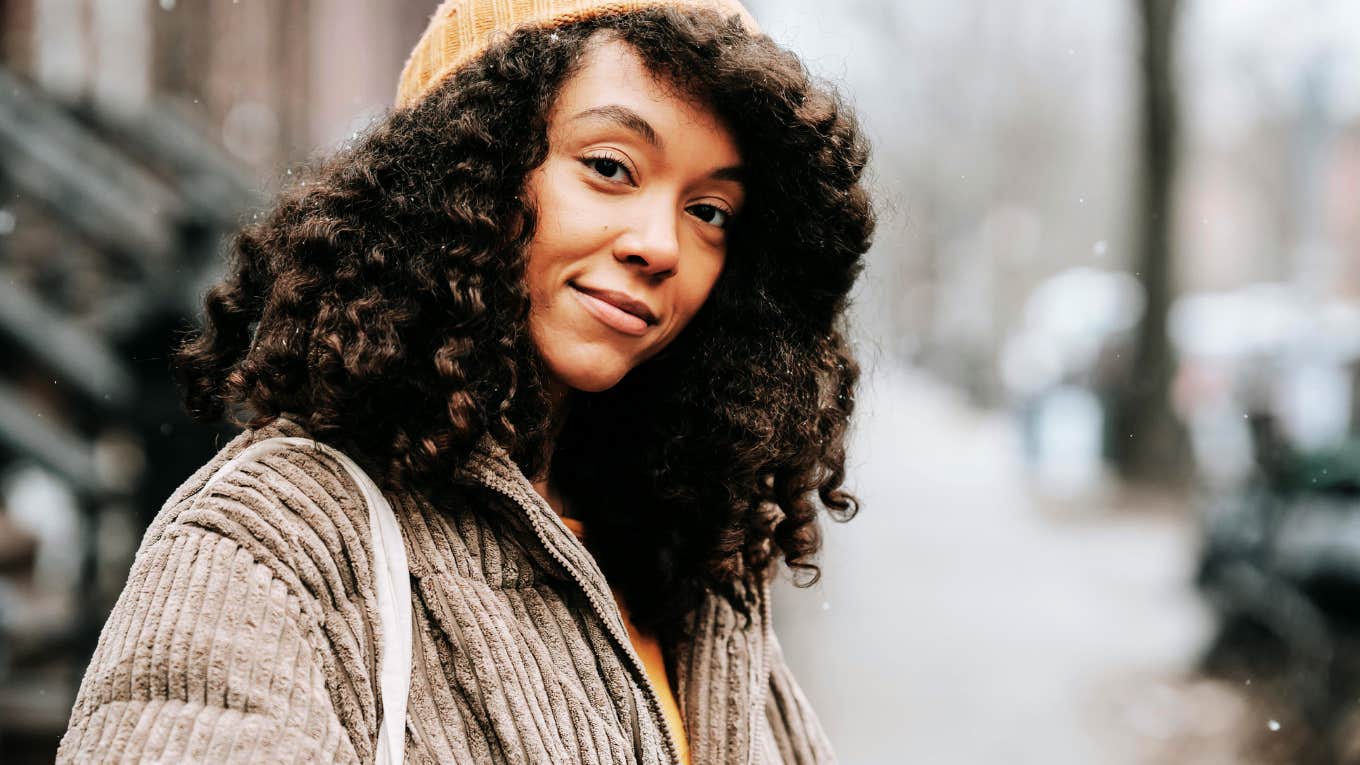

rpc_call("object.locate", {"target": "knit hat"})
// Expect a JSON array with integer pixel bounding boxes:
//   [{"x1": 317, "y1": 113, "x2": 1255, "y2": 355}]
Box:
[{"x1": 395, "y1": 0, "x2": 759, "y2": 108}]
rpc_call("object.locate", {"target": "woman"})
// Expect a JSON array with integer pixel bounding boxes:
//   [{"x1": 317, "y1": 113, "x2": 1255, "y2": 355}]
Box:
[{"x1": 58, "y1": 1, "x2": 873, "y2": 762}]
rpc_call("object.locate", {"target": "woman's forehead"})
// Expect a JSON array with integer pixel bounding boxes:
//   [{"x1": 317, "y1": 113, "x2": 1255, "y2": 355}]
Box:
[
  {"x1": 549, "y1": 39, "x2": 737, "y2": 156},
  {"x1": 555, "y1": 40, "x2": 678, "y2": 113}
]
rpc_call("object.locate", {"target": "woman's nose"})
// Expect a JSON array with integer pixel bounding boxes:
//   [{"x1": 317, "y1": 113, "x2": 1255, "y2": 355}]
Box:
[{"x1": 612, "y1": 201, "x2": 681, "y2": 278}]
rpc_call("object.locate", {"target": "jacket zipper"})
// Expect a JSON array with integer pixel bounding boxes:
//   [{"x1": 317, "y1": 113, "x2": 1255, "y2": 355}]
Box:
[{"x1": 476, "y1": 471, "x2": 683, "y2": 765}]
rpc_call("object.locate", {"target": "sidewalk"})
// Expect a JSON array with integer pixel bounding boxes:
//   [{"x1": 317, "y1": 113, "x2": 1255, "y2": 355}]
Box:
[{"x1": 771, "y1": 365, "x2": 1219, "y2": 764}]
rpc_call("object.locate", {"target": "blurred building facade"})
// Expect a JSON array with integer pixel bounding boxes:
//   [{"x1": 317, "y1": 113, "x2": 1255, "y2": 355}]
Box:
[{"x1": 0, "y1": 2, "x2": 432, "y2": 759}]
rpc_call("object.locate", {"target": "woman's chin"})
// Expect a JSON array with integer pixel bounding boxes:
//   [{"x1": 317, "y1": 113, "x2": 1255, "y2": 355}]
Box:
[{"x1": 548, "y1": 358, "x2": 632, "y2": 394}]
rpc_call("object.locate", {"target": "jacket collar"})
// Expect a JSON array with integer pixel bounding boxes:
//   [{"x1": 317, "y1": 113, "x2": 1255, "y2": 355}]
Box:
[
  {"x1": 458, "y1": 434, "x2": 627, "y2": 636},
  {"x1": 459, "y1": 432, "x2": 773, "y2": 764}
]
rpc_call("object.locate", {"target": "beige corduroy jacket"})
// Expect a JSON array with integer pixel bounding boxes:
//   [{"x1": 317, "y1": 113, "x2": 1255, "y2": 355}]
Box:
[{"x1": 57, "y1": 417, "x2": 835, "y2": 764}]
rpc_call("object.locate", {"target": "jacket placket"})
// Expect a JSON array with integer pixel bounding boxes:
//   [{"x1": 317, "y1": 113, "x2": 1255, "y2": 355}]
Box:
[
  {"x1": 464, "y1": 444, "x2": 685, "y2": 764},
  {"x1": 462, "y1": 438, "x2": 777, "y2": 764}
]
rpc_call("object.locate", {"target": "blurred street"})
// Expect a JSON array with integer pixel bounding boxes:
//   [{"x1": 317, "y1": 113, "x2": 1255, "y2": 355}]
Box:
[{"x1": 775, "y1": 361, "x2": 1224, "y2": 765}]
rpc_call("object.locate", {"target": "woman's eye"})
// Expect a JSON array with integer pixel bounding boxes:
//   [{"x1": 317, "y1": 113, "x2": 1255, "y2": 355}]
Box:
[
  {"x1": 688, "y1": 203, "x2": 732, "y2": 229},
  {"x1": 584, "y1": 157, "x2": 632, "y2": 184}
]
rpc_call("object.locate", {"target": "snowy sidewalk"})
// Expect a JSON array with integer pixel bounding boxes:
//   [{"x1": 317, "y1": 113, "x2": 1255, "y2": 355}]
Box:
[{"x1": 772, "y1": 365, "x2": 1216, "y2": 765}]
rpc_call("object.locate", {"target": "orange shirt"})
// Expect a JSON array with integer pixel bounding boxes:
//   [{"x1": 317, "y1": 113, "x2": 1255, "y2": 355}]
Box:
[{"x1": 559, "y1": 517, "x2": 692, "y2": 765}]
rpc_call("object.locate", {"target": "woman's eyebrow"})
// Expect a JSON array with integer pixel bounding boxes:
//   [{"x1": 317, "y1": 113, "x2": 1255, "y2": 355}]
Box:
[
  {"x1": 569, "y1": 105, "x2": 661, "y2": 148},
  {"x1": 570, "y1": 104, "x2": 744, "y2": 184}
]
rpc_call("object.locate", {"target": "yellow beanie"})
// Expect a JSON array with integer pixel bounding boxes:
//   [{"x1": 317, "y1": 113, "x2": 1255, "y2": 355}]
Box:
[{"x1": 395, "y1": 0, "x2": 759, "y2": 108}]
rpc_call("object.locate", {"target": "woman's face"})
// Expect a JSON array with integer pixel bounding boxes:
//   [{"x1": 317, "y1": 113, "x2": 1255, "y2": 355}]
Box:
[{"x1": 524, "y1": 38, "x2": 744, "y2": 393}]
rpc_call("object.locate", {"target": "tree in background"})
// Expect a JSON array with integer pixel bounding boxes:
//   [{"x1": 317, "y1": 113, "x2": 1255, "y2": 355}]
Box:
[{"x1": 1108, "y1": 0, "x2": 1193, "y2": 483}]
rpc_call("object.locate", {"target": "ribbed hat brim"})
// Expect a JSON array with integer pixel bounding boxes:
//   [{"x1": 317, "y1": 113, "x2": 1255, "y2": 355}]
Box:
[{"x1": 395, "y1": 0, "x2": 758, "y2": 108}]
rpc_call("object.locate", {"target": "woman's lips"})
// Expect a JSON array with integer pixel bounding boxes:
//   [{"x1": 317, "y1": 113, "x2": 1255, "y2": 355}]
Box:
[{"x1": 569, "y1": 282, "x2": 654, "y2": 336}]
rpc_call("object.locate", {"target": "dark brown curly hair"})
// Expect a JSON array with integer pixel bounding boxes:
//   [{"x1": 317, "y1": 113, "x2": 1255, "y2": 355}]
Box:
[{"x1": 173, "y1": 6, "x2": 874, "y2": 635}]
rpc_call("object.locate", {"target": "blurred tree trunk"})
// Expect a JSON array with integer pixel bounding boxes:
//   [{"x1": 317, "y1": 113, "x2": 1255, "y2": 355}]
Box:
[{"x1": 1108, "y1": 0, "x2": 1191, "y2": 484}]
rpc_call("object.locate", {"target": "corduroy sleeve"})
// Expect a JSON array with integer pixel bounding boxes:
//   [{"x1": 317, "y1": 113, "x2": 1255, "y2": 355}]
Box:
[
  {"x1": 56, "y1": 443, "x2": 384, "y2": 764},
  {"x1": 55, "y1": 524, "x2": 357, "y2": 764},
  {"x1": 762, "y1": 631, "x2": 837, "y2": 765}
]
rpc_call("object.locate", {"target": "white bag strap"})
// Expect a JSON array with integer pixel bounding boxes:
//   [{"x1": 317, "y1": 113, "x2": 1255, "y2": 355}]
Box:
[{"x1": 199, "y1": 436, "x2": 412, "y2": 764}]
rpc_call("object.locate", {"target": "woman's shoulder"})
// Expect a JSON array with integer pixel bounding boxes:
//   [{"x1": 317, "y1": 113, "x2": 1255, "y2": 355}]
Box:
[
  {"x1": 61, "y1": 415, "x2": 379, "y2": 763},
  {"x1": 135, "y1": 416, "x2": 386, "y2": 605},
  {"x1": 156, "y1": 415, "x2": 320, "y2": 513}
]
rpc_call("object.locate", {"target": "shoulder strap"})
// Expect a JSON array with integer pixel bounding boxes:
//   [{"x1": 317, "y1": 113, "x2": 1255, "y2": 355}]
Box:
[{"x1": 199, "y1": 435, "x2": 412, "y2": 764}]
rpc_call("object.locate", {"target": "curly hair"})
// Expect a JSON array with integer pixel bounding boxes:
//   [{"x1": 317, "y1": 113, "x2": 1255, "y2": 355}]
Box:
[{"x1": 173, "y1": 6, "x2": 874, "y2": 636}]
